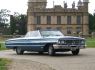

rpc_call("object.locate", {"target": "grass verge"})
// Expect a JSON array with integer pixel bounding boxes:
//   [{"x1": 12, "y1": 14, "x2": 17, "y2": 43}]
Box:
[
  {"x1": 86, "y1": 38, "x2": 95, "y2": 48},
  {"x1": 0, "y1": 42, "x2": 7, "y2": 51},
  {"x1": 0, "y1": 58, "x2": 11, "y2": 70}
]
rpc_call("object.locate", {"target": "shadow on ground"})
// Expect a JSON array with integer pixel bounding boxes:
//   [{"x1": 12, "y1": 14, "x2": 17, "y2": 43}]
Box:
[{"x1": 11, "y1": 52, "x2": 86, "y2": 57}]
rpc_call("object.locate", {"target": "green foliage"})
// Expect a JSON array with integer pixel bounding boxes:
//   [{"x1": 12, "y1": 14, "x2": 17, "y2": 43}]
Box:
[
  {"x1": 0, "y1": 58, "x2": 11, "y2": 70},
  {"x1": 18, "y1": 15, "x2": 27, "y2": 35},
  {"x1": 10, "y1": 14, "x2": 27, "y2": 35},
  {"x1": 86, "y1": 38, "x2": 95, "y2": 48},
  {"x1": 0, "y1": 9, "x2": 10, "y2": 35},
  {"x1": 0, "y1": 42, "x2": 7, "y2": 51},
  {"x1": 0, "y1": 9, "x2": 27, "y2": 35},
  {"x1": 0, "y1": 9, "x2": 10, "y2": 23},
  {"x1": 89, "y1": 13, "x2": 95, "y2": 33},
  {"x1": 10, "y1": 15, "x2": 16, "y2": 34}
]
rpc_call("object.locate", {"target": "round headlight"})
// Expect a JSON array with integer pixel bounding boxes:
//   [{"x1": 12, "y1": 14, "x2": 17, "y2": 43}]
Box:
[{"x1": 81, "y1": 40, "x2": 85, "y2": 44}]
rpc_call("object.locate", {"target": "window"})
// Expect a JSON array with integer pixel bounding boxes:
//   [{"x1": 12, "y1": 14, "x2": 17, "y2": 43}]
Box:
[
  {"x1": 34, "y1": 16, "x2": 41, "y2": 24},
  {"x1": 67, "y1": 16, "x2": 71, "y2": 24},
  {"x1": 25, "y1": 31, "x2": 41, "y2": 37},
  {"x1": 67, "y1": 27, "x2": 72, "y2": 34},
  {"x1": 41, "y1": 31, "x2": 64, "y2": 37},
  {"x1": 76, "y1": 27, "x2": 81, "y2": 34},
  {"x1": 35, "y1": 27, "x2": 41, "y2": 30},
  {"x1": 77, "y1": 16, "x2": 81, "y2": 24},
  {"x1": 46, "y1": 27, "x2": 51, "y2": 30},
  {"x1": 47, "y1": 16, "x2": 51, "y2": 24},
  {"x1": 56, "y1": 27, "x2": 62, "y2": 31},
  {"x1": 57, "y1": 16, "x2": 61, "y2": 24}
]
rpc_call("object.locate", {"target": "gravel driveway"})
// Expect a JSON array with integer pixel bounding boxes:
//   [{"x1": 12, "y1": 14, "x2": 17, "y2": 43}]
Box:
[
  {"x1": 8, "y1": 59, "x2": 54, "y2": 70},
  {"x1": 0, "y1": 48, "x2": 95, "y2": 70}
]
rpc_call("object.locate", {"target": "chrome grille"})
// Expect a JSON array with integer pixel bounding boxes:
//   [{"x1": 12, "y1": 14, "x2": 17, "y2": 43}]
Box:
[{"x1": 60, "y1": 40, "x2": 81, "y2": 45}]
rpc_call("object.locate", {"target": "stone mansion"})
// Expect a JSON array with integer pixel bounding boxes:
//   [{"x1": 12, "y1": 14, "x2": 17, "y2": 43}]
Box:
[{"x1": 27, "y1": 0, "x2": 89, "y2": 35}]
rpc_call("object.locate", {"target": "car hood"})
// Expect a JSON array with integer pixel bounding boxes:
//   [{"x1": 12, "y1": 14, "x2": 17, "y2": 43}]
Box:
[
  {"x1": 61, "y1": 36, "x2": 85, "y2": 40},
  {"x1": 43, "y1": 36, "x2": 84, "y2": 40}
]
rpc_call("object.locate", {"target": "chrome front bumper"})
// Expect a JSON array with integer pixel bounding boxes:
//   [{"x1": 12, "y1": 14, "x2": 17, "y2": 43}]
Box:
[{"x1": 53, "y1": 44, "x2": 86, "y2": 50}]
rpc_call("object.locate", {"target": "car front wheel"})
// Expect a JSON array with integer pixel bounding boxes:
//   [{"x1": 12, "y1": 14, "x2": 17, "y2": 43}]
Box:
[
  {"x1": 72, "y1": 49, "x2": 80, "y2": 55},
  {"x1": 48, "y1": 45, "x2": 55, "y2": 56},
  {"x1": 16, "y1": 47, "x2": 24, "y2": 55}
]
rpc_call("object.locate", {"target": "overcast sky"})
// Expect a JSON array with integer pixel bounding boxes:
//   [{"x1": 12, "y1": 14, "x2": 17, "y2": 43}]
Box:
[{"x1": 0, "y1": 0, "x2": 94, "y2": 14}]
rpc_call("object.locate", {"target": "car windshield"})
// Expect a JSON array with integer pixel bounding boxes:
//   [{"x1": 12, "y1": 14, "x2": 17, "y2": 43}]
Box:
[
  {"x1": 25, "y1": 31, "x2": 41, "y2": 37},
  {"x1": 40, "y1": 31, "x2": 64, "y2": 37}
]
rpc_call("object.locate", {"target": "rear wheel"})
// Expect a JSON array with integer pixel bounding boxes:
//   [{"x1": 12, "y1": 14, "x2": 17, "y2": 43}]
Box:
[
  {"x1": 72, "y1": 49, "x2": 80, "y2": 55},
  {"x1": 48, "y1": 45, "x2": 55, "y2": 56},
  {"x1": 16, "y1": 47, "x2": 24, "y2": 55}
]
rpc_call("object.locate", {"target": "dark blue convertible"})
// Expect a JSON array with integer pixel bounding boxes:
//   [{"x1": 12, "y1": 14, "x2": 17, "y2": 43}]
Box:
[{"x1": 5, "y1": 30, "x2": 86, "y2": 56}]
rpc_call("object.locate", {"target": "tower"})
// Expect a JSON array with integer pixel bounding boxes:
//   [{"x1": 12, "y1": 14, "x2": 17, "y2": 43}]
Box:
[
  {"x1": 28, "y1": 0, "x2": 47, "y2": 9},
  {"x1": 83, "y1": 0, "x2": 89, "y2": 12},
  {"x1": 27, "y1": 0, "x2": 47, "y2": 31},
  {"x1": 82, "y1": 0, "x2": 89, "y2": 35},
  {"x1": 77, "y1": 0, "x2": 83, "y2": 10}
]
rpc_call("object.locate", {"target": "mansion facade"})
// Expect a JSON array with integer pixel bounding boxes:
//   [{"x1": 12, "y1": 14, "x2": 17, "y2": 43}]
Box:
[{"x1": 27, "y1": 0, "x2": 89, "y2": 35}]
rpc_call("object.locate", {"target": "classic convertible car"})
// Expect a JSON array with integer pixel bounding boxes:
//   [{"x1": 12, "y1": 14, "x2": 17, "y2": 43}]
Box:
[{"x1": 5, "y1": 30, "x2": 86, "y2": 56}]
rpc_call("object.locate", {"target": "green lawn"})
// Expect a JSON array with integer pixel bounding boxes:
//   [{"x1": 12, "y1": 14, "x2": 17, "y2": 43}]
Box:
[
  {"x1": 0, "y1": 58, "x2": 10, "y2": 70},
  {"x1": 86, "y1": 38, "x2": 95, "y2": 48},
  {"x1": 0, "y1": 42, "x2": 7, "y2": 51}
]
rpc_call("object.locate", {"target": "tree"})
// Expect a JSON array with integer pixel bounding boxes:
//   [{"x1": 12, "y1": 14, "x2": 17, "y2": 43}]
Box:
[
  {"x1": 89, "y1": 13, "x2": 95, "y2": 33},
  {"x1": 18, "y1": 15, "x2": 27, "y2": 35},
  {"x1": 0, "y1": 9, "x2": 10, "y2": 34},
  {"x1": 10, "y1": 13, "x2": 27, "y2": 35},
  {"x1": 0, "y1": 9, "x2": 10, "y2": 24},
  {"x1": 10, "y1": 15, "x2": 16, "y2": 34}
]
